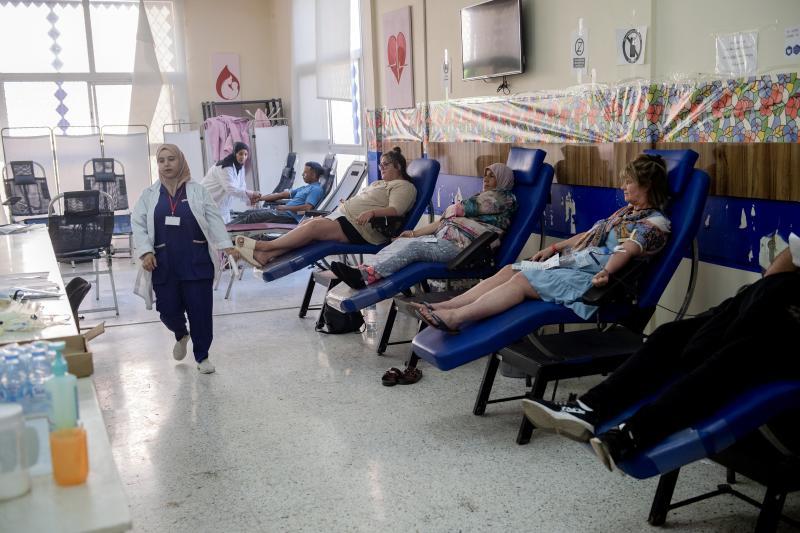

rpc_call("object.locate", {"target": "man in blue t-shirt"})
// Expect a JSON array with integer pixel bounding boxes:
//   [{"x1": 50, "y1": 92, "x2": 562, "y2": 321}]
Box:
[{"x1": 229, "y1": 161, "x2": 325, "y2": 224}]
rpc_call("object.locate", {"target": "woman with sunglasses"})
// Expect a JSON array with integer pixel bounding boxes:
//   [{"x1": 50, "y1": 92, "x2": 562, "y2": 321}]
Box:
[{"x1": 234, "y1": 147, "x2": 417, "y2": 267}]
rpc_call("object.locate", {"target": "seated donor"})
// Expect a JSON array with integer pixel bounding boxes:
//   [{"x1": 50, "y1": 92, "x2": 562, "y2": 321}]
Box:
[
  {"x1": 234, "y1": 147, "x2": 417, "y2": 267},
  {"x1": 200, "y1": 141, "x2": 261, "y2": 223},
  {"x1": 228, "y1": 161, "x2": 325, "y2": 225},
  {"x1": 331, "y1": 163, "x2": 518, "y2": 289},
  {"x1": 520, "y1": 240, "x2": 800, "y2": 472},
  {"x1": 414, "y1": 153, "x2": 671, "y2": 333}
]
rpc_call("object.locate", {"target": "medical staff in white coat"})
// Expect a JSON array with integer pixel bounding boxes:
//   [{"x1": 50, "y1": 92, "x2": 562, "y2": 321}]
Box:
[
  {"x1": 132, "y1": 144, "x2": 234, "y2": 373},
  {"x1": 200, "y1": 141, "x2": 260, "y2": 223}
]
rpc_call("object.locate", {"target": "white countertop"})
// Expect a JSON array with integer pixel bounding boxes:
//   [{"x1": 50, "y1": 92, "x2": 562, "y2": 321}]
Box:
[
  {"x1": 0, "y1": 379, "x2": 132, "y2": 532},
  {"x1": 0, "y1": 225, "x2": 79, "y2": 343}
]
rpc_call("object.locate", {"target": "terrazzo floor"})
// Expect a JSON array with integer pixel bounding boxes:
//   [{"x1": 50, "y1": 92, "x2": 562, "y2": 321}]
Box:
[{"x1": 74, "y1": 258, "x2": 799, "y2": 532}]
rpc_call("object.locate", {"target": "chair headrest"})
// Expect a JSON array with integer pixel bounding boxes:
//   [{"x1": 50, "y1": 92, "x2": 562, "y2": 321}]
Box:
[
  {"x1": 506, "y1": 148, "x2": 546, "y2": 186},
  {"x1": 92, "y1": 158, "x2": 117, "y2": 182},
  {"x1": 286, "y1": 153, "x2": 297, "y2": 167},
  {"x1": 10, "y1": 161, "x2": 36, "y2": 185},
  {"x1": 643, "y1": 149, "x2": 698, "y2": 196},
  {"x1": 406, "y1": 158, "x2": 440, "y2": 185}
]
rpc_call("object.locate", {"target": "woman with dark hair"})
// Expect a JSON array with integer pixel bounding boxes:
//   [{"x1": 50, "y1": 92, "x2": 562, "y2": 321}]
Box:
[
  {"x1": 234, "y1": 147, "x2": 417, "y2": 267},
  {"x1": 200, "y1": 141, "x2": 261, "y2": 222},
  {"x1": 414, "y1": 153, "x2": 672, "y2": 333}
]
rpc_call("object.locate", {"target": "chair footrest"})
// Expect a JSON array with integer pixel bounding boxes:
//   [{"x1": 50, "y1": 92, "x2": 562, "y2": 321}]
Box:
[{"x1": 499, "y1": 328, "x2": 644, "y2": 379}]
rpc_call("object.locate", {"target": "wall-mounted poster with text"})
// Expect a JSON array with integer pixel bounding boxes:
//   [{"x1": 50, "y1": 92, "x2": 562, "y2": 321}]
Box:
[
  {"x1": 383, "y1": 7, "x2": 414, "y2": 109},
  {"x1": 212, "y1": 53, "x2": 241, "y2": 101}
]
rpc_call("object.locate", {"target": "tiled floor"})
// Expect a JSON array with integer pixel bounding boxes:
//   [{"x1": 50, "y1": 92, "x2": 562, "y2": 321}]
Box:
[{"x1": 82, "y1": 258, "x2": 798, "y2": 532}]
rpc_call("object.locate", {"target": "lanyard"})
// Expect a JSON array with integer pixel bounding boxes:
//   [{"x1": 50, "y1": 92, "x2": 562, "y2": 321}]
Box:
[{"x1": 167, "y1": 187, "x2": 184, "y2": 216}]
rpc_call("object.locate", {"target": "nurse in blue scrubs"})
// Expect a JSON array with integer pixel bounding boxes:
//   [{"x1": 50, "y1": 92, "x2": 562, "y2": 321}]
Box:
[{"x1": 132, "y1": 144, "x2": 235, "y2": 374}]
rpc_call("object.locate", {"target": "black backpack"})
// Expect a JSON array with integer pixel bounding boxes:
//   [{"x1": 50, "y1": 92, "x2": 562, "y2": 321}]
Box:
[{"x1": 315, "y1": 280, "x2": 365, "y2": 334}]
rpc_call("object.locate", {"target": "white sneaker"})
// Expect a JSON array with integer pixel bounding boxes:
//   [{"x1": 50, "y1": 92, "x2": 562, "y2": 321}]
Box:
[
  {"x1": 197, "y1": 358, "x2": 216, "y2": 374},
  {"x1": 173, "y1": 335, "x2": 189, "y2": 361}
]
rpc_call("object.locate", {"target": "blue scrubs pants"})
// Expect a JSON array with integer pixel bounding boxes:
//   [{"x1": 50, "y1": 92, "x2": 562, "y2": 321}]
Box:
[{"x1": 153, "y1": 277, "x2": 213, "y2": 363}]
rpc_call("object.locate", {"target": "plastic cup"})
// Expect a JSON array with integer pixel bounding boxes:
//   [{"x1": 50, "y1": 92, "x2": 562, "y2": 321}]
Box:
[{"x1": 49, "y1": 427, "x2": 88, "y2": 486}]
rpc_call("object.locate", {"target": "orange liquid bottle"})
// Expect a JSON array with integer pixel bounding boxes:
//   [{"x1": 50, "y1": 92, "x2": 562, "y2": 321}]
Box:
[{"x1": 50, "y1": 427, "x2": 89, "y2": 486}]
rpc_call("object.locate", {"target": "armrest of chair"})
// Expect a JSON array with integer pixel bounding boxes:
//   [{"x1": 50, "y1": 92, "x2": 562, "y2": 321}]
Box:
[
  {"x1": 304, "y1": 209, "x2": 331, "y2": 218},
  {"x1": 581, "y1": 260, "x2": 649, "y2": 306},
  {"x1": 2, "y1": 196, "x2": 22, "y2": 206},
  {"x1": 447, "y1": 231, "x2": 498, "y2": 271},
  {"x1": 370, "y1": 216, "x2": 406, "y2": 239}
]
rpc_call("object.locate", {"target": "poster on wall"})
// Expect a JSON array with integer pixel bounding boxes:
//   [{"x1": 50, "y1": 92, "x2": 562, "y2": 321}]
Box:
[
  {"x1": 615, "y1": 26, "x2": 647, "y2": 65},
  {"x1": 715, "y1": 30, "x2": 758, "y2": 76},
  {"x1": 212, "y1": 53, "x2": 241, "y2": 101},
  {"x1": 383, "y1": 6, "x2": 414, "y2": 110}
]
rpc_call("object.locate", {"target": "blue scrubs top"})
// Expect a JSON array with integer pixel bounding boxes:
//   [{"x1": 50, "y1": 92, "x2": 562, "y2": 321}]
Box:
[{"x1": 152, "y1": 184, "x2": 214, "y2": 284}]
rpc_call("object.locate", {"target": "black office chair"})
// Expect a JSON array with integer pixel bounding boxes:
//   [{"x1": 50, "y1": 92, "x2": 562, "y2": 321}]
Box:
[
  {"x1": 83, "y1": 158, "x2": 127, "y2": 211},
  {"x1": 2, "y1": 161, "x2": 51, "y2": 219},
  {"x1": 48, "y1": 190, "x2": 119, "y2": 316},
  {"x1": 65, "y1": 277, "x2": 92, "y2": 327}
]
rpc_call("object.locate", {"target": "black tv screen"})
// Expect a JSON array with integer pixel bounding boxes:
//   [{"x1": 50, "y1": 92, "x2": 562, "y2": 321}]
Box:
[{"x1": 461, "y1": 0, "x2": 523, "y2": 81}]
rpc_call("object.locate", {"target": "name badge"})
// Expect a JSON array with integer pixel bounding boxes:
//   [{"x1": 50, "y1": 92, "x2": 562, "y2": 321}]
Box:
[{"x1": 165, "y1": 216, "x2": 181, "y2": 226}]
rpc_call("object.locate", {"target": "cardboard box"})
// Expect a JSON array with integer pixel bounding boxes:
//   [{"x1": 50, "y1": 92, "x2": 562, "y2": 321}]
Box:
[{"x1": 58, "y1": 322, "x2": 105, "y2": 378}]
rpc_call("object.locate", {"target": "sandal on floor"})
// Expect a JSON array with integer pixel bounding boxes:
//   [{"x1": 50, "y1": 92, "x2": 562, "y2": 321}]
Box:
[
  {"x1": 397, "y1": 366, "x2": 422, "y2": 385},
  {"x1": 236, "y1": 246, "x2": 262, "y2": 268},
  {"x1": 413, "y1": 308, "x2": 460, "y2": 335},
  {"x1": 381, "y1": 367, "x2": 404, "y2": 387},
  {"x1": 235, "y1": 235, "x2": 258, "y2": 250}
]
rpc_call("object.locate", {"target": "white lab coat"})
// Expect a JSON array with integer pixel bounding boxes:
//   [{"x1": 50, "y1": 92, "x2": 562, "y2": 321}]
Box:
[
  {"x1": 132, "y1": 181, "x2": 231, "y2": 309},
  {"x1": 200, "y1": 164, "x2": 249, "y2": 223}
]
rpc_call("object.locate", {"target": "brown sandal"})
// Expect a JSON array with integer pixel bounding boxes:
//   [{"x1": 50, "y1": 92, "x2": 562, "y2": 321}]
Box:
[
  {"x1": 397, "y1": 366, "x2": 422, "y2": 385},
  {"x1": 382, "y1": 367, "x2": 404, "y2": 387}
]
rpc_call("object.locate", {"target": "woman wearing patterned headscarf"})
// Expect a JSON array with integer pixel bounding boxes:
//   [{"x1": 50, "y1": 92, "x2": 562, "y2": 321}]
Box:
[
  {"x1": 200, "y1": 141, "x2": 261, "y2": 223},
  {"x1": 330, "y1": 162, "x2": 518, "y2": 289},
  {"x1": 132, "y1": 144, "x2": 235, "y2": 374}
]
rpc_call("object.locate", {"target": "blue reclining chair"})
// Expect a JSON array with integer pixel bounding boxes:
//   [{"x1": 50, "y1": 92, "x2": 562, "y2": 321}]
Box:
[
  {"x1": 597, "y1": 381, "x2": 800, "y2": 532},
  {"x1": 259, "y1": 158, "x2": 440, "y2": 285},
  {"x1": 411, "y1": 150, "x2": 709, "y2": 438},
  {"x1": 336, "y1": 148, "x2": 552, "y2": 315},
  {"x1": 412, "y1": 149, "x2": 705, "y2": 369}
]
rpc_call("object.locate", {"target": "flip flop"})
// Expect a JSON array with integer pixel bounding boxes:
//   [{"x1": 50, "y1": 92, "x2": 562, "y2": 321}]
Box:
[
  {"x1": 413, "y1": 308, "x2": 460, "y2": 335},
  {"x1": 236, "y1": 246, "x2": 262, "y2": 268},
  {"x1": 235, "y1": 236, "x2": 258, "y2": 250},
  {"x1": 381, "y1": 367, "x2": 404, "y2": 387}
]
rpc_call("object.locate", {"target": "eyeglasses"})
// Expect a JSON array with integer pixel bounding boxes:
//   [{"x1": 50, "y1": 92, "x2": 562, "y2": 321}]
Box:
[{"x1": 379, "y1": 161, "x2": 391, "y2": 169}]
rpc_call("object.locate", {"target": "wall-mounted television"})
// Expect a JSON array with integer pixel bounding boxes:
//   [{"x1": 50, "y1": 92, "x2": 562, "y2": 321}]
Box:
[{"x1": 461, "y1": 0, "x2": 524, "y2": 81}]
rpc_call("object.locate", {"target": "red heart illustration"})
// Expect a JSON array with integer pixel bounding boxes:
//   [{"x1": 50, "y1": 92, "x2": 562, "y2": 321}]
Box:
[{"x1": 387, "y1": 32, "x2": 407, "y2": 84}]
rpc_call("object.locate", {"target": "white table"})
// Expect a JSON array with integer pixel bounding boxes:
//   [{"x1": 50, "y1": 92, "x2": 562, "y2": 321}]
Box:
[
  {"x1": 0, "y1": 225, "x2": 78, "y2": 343},
  {"x1": 0, "y1": 226, "x2": 132, "y2": 531},
  {"x1": 0, "y1": 379, "x2": 132, "y2": 532}
]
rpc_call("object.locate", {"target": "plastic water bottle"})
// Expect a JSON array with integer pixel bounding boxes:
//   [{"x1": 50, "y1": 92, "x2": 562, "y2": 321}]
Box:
[
  {"x1": 363, "y1": 304, "x2": 378, "y2": 333},
  {"x1": 1, "y1": 353, "x2": 28, "y2": 404},
  {"x1": 0, "y1": 352, "x2": 7, "y2": 402},
  {"x1": 28, "y1": 349, "x2": 53, "y2": 416}
]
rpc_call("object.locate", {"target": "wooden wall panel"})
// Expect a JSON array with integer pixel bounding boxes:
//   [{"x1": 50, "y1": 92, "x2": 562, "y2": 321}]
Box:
[
  {"x1": 427, "y1": 142, "x2": 509, "y2": 176},
  {"x1": 380, "y1": 141, "x2": 422, "y2": 162},
  {"x1": 423, "y1": 141, "x2": 800, "y2": 202}
]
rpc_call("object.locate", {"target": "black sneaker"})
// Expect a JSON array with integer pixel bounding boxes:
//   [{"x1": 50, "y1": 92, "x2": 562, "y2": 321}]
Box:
[
  {"x1": 521, "y1": 398, "x2": 598, "y2": 442},
  {"x1": 330, "y1": 261, "x2": 366, "y2": 289},
  {"x1": 590, "y1": 428, "x2": 637, "y2": 473}
]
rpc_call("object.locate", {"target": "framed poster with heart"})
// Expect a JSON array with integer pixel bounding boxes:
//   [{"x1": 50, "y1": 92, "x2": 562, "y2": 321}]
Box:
[{"x1": 383, "y1": 6, "x2": 414, "y2": 109}]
